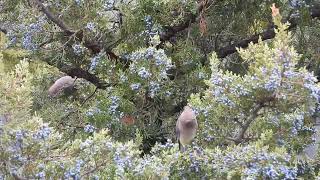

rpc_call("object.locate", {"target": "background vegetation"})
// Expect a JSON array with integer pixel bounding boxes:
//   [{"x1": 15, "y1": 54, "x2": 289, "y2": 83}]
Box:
[{"x1": 1, "y1": 0, "x2": 320, "y2": 179}]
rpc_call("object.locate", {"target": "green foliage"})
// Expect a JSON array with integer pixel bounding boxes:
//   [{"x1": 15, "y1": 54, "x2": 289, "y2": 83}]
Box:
[
  {"x1": 1, "y1": 0, "x2": 320, "y2": 179},
  {"x1": 191, "y1": 20, "x2": 319, "y2": 153}
]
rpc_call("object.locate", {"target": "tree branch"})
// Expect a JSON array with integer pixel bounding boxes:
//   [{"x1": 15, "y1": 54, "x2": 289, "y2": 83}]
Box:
[
  {"x1": 32, "y1": 0, "x2": 117, "y2": 58},
  {"x1": 159, "y1": 0, "x2": 213, "y2": 43},
  {"x1": 12, "y1": 1, "x2": 320, "y2": 94},
  {"x1": 228, "y1": 95, "x2": 276, "y2": 144},
  {"x1": 44, "y1": 59, "x2": 112, "y2": 89},
  {"x1": 39, "y1": 35, "x2": 54, "y2": 48},
  {"x1": 231, "y1": 103, "x2": 263, "y2": 144},
  {"x1": 0, "y1": 27, "x2": 7, "y2": 34},
  {"x1": 60, "y1": 66, "x2": 112, "y2": 89},
  {"x1": 159, "y1": 3, "x2": 320, "y2": 59},
  {"x1": 33, "y1": 0, "x2": 73, "y2": 35},
  {"x1": 216, "y1": 6, "x2": 320, "y2": 58},
  {"x1": 31, "y1": 0, "x2": 117, "y2": 88},
  {"x1": 81, "y1": 87, "x2": 98, "y2": 106}
]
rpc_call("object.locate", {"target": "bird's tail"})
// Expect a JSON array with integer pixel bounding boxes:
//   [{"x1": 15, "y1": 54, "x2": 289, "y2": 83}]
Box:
[
  {"x1": 178, "y1": 141, "x2": 186, "y2": 152},
  {"x1": 179, "y1": 140, "x2": 182, "y2": 151}
]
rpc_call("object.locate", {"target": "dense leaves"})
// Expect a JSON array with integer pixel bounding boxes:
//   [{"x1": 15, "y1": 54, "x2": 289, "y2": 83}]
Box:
[{"x1": 1, "y1": 0, "x2": 320, "y2": 179}]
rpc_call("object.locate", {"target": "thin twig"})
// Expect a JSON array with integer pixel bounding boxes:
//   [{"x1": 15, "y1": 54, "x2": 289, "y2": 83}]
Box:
[
  {"x1": 81, "y1": 87, "x2": 98, "y2": 106},
  {"x1": 33, "y1": 0, "x2": 73, "y2": 34},
  {"x1": 228, "y1": 95, "x2": 276, "y2": 144}
]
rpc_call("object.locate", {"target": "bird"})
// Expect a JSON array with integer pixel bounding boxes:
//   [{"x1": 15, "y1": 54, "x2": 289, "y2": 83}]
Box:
[
  {"x1": 48, "y1": 76, "x2": 76, "y2": 97},
  {"x1": 176, "y1": 105, "x2": 198, "y2": 152}
]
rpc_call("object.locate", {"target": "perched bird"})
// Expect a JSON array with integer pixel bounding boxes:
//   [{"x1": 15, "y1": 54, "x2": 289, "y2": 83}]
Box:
[
  {"x1": 176, "y1": 105, "x2": 198, "y2": 151},
  {"x1": 48, "y1": 76, "x2": 76, "y2": 97}
]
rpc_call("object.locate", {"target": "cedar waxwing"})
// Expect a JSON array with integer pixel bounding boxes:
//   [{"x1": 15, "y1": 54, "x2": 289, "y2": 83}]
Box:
[
  {"x1": 48, "y1": 76, "x2": 76, "y2": 97},
  {"x1": 176, "y1": 105, "x2": 198, "y2": 151}
]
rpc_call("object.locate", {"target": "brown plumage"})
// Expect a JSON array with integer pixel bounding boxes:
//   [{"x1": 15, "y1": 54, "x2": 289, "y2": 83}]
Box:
[
  {"x1": 176, "y1": 105, "x2": 198, "y2": 151},
  {"x1": 48, "y1": 76, "x2": 75, "y2": 97}
]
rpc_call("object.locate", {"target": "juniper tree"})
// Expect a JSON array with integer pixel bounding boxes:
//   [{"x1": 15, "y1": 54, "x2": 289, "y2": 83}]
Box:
[
  {"x1": 191, "y1": 12, "x2": 320, "y2": 154},
  {"x1": 0, "y1": 1, "x2": 320, "y2": 179},
  {"x1": 1, "y1": 0, "x2": 320, "y2": 150}
]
